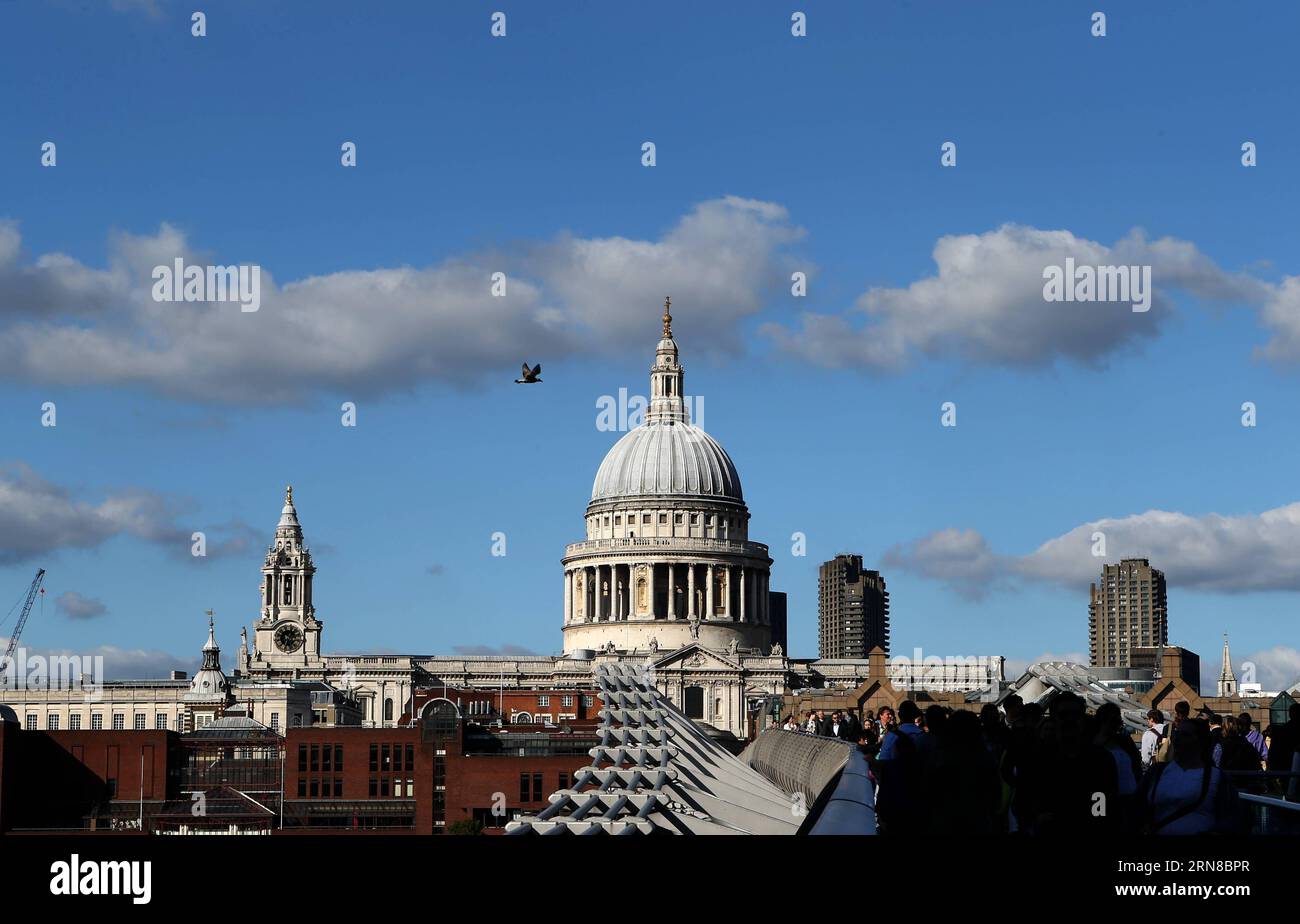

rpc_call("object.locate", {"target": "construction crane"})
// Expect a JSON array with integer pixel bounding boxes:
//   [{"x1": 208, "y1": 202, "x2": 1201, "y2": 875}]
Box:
[{"x1": 1, "y1": 569, "x2": 46, "y2": 680}]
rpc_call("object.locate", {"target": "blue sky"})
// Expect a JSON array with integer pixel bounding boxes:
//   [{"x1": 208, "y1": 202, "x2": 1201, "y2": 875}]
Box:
[{"x1": 2, "y1": 1, "x2": 1299, "y2": 690}]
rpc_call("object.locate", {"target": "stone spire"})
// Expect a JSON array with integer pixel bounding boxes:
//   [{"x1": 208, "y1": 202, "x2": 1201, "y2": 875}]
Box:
[
  {"x1": 1218, "y1": 633, "x2": 1238, "y2": 697},
  {"x1": 277, "y1": 484, "x2": 302, "y2": 540},
  {"x1": 188, "y1": 611, "x2": 229, "y2": 701},
  {"x1": 202, "y1": 611, "x2": 219, "y2": 663},
  {"x1": 647, "y1": 297, "x2": 689, "y2": 424}
]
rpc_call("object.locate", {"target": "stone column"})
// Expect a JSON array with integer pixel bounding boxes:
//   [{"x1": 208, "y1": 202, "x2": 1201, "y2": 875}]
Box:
[
  {"x1": 668, "y1": 563, "x2": 677, "y2": 620},
  {"x1": 646, "y1": 562, "x2": 656, "y2": 620},
  {"x1": 706, "y1": 564, "x2": 715, "y2": 620},
  {"x1": 563, "y1": 569, "x2": 572, "y2": 624},
  {"x1": 739, "y1": 567, "x2": 746, "y2": 623},
  {"x1": 687, "y1": 564, "x2": 696, "y2": 618}
]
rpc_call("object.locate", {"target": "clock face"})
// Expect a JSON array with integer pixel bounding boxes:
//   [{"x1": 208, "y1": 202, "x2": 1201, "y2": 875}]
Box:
[{"x1": 274, "y1": 623, "x2": 304, "y2": 653}]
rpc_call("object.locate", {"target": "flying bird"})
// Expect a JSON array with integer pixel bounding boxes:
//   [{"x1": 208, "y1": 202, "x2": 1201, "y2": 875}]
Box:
[{"x1": 515, "y1": 362, "x2": 542, "y2": 384}]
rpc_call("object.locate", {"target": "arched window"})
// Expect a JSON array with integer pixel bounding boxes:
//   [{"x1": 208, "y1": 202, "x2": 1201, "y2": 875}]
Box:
[
  {"x1": 513, "y1": 712, "x2": 534, "y2": 725},
  {"x1": 282, "y1": 575, "x2": 293, "y2": 605},
  {"x1": 420, "y1": 699, "x2": 460, "y2": 738},
  {"x1": 383, "y1": 698, "x2": 394, "y2": 722}
]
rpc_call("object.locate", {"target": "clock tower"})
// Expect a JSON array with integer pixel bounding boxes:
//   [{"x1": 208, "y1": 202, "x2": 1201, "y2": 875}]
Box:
[{"x1": 251, "y1": 486, "x2": 325, "y2": 673}]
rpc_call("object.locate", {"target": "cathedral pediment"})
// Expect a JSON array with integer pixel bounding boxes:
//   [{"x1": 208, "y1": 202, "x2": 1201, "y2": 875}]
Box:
[{"x1": 653, "y1": 642, "x2": 743, "y2": 673}]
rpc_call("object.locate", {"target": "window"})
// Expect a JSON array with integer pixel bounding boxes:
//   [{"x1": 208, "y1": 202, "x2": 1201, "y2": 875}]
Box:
[
  {"x1": 134, "y1": 714, "x2": 146, "y2": 730},
  {"x1": 532, "y1": 773, "x2": 543, "y2": 801},
  {"x1": 270, "y1": 712, "x2": 280, "y2": 732},
  {"x1": 283, "y1": 574, "x2": 294, "y2": 605},
  {"x1": 70, "y1": 714, "x2": 82, "y2": 730},
  {"x1": 683, "y1": 687, "x2": 704, "y2": 719},
  {"x1": 384, "y1": 698, "x2": 394, "y2": 722},
  {"x1": 155, "y1": 713, "x2": 167, "y2": 730},
  {"x1": 405, "y1": 744, "x2": 413, "y2": 770},
  {"x1": 310, "y1": 745, "x2": 320, "y2": 772},
  {"x1": 112, "y1": 714, "x2": 125, "y2": 730},
  {"x1": 293, "y1": 714, "x2": 303, "y2": 728},
  {"x1": 519, "y1": 773, "x2": 530, "y2": 801},
  {"x1": 47, "y1": 715, "x2": 59, "y2": 730},
  {"x1": 559, "y1": 772, "x2": 569, "y2": 791},
  {"x1": 299, "y1": 744, "x2": 308, "y2": 771},
  {"x1": 562, "y1": 695, "x2": 573, "y2": 708},
  {"x1": 91, "y1": 713, "x2": 103, "y2": 730},
  {"x1": 336, "y1": 745, "x2": 344, "y2": 772},
  {"x1": 369, "y1": 744, "x2": 379, "y2": 773},
  {"x1": 538, "y1": 695, "x2": 550, "y2": 708},
  {"x1": 25, "y1": 715, "x2": 36, "y2": 730},
  {"x1": 583, "y1": 696, "x2": 595, "y2": 708}
]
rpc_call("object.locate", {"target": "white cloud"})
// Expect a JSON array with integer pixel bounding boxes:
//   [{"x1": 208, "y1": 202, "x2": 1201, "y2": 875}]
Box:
[
  {"x1": 881, "y1": 528, "x2": 1008, "y2": 599},
  {"x1": 764, "y1": 224, "x2": 1268, "y2": 371},
  {"x1": 0, "y1": 463, "x2": 263, "y2": 563},
  {"x1": 1237, "y1": 646, "x2": 1300, "y2": 694},
  {"x1": 886, "y1": 501, "x2": 1300, "y2": 596},
  {"x1": 0, "y1": 198, "x2": 801, "y2": 404},
  {"x1": 1255, "y1": 276, "x2": 1300, "y2": 363}
]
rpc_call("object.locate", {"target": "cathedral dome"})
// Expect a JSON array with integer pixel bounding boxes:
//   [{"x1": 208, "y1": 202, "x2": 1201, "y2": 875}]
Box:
[{"x1": 591, "y1": 419, "x2": 743, "y2": 503}]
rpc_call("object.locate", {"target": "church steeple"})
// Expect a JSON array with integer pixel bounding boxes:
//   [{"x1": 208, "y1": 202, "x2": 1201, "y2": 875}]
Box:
[
  {"x1": 1218, "y1": 633, "x2": 1238, "y2": 697},
  {"x1": 253, "y1": 485, "x2": 324, "y2": 672},
  {"x1": 647, "y1": 297, "x2": 689, "y2": 424},
  {"x1": 188, "y1": 611, "x2": 229, "y2": 700}
]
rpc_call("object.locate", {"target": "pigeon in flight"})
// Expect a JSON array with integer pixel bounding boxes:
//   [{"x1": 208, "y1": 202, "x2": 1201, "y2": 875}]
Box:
[{"x1": 515, "y1": 362, "x2": 542, "y2": 384}]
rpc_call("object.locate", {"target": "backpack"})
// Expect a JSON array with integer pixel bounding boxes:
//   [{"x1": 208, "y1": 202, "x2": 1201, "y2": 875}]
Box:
[{"x1": 1150, "y1": 727, "x2": 1170, "y2": 764}]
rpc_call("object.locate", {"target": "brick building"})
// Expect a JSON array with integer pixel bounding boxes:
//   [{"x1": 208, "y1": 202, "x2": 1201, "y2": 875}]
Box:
[{"x1": 0, "y1": 690, "x2": 602, "y2": 836}]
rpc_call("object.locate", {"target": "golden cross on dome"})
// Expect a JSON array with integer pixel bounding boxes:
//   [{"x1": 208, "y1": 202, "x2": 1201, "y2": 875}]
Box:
[
  {"x1": 663, "y1": 296, "x2": 672, "y2": 337},
  {"x1": 285, "y1": 485, "x2": 293, "y2": 505}
]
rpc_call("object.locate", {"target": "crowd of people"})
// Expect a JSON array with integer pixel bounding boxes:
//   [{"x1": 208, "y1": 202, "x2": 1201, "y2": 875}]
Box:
[{"x1": 779, "y1": 698, "x2": 1300, "y2": 834}]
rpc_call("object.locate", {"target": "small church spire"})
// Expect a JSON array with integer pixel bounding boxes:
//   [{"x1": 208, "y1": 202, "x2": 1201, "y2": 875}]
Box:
[{"x1": 1218, "y1": 633, "x2": 1238, "y2": 697}]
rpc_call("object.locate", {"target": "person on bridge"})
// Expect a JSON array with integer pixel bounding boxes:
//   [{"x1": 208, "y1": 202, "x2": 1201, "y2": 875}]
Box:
[{"x1": 1140, "y1": 717, "x2": 1246, "y2": 835}]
